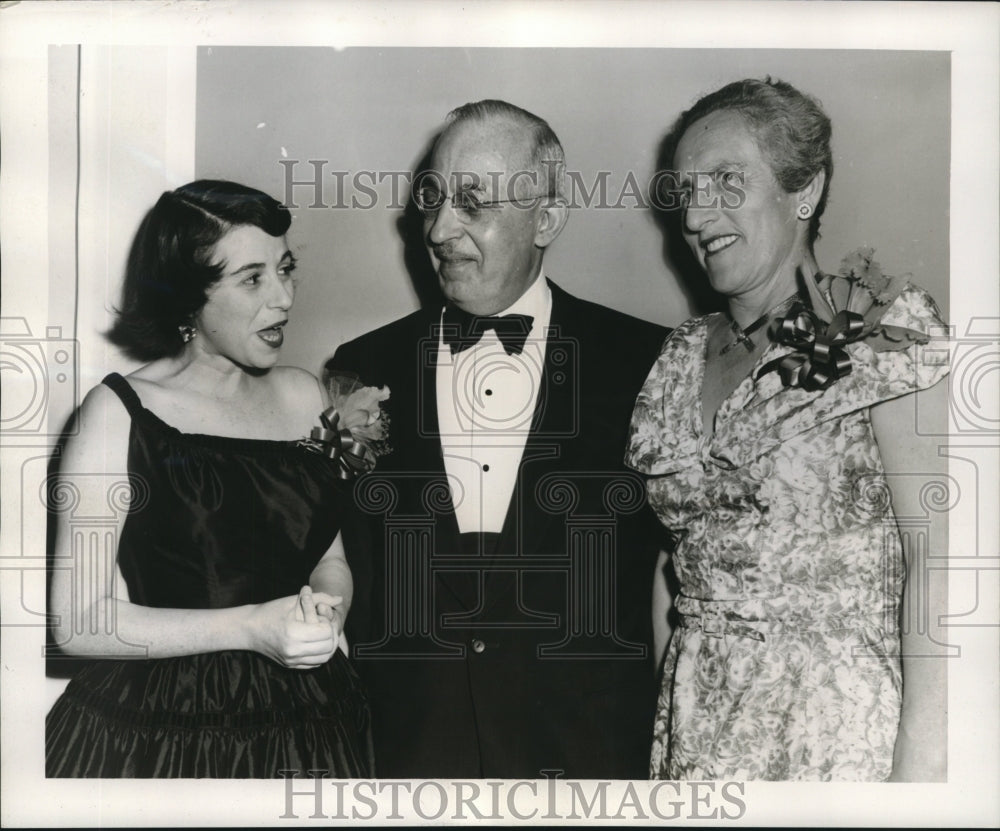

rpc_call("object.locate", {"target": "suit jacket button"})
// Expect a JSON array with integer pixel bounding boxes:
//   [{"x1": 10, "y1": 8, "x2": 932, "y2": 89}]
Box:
[{"x1": 471, "y1": 638, "x2": 486, "y2": 654}]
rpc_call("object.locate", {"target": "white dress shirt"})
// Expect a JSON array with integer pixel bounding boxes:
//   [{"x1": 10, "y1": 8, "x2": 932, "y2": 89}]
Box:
[{"x1": 436, "y1": 273, "x2": 552, "y2": 533}]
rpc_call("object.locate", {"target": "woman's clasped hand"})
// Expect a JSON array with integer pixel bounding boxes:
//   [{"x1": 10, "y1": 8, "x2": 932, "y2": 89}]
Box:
[{"x1": 246, "y1": 586, "x2": 345, "y2": 669}]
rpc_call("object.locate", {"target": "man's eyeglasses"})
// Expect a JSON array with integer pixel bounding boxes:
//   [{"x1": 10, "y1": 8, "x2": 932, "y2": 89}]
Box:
[{"x1": 413, "y1": 186, "x2": 547, "y2": 223}]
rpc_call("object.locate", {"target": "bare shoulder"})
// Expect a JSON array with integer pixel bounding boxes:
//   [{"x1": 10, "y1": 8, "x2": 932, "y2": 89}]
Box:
[
  {"x1": 62, "y1": 380, "x2": 132, "y2": 474},
  {"x1": 269, "y1": 366, "x2": 326, "y2": 412},
  {"x1": 78, "y1": 379, "x2": 131, "y2": 428},
  {"x1": 120, "y1": 359, "x2": 182, "y2": 406}
]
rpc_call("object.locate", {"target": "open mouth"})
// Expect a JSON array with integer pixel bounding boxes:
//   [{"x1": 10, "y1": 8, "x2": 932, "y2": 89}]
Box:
[
  {"x1": 257, "y1": 321, "x2": 287, "y2": 348},
  {"x1": 703, "y1": 234, "x2": 739, "y2": 256}
]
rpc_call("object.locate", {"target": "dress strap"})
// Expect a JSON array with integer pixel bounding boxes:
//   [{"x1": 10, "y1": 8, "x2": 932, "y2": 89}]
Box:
[{"x1": 101, "y1": 372, "x2": 145, "y2": 418}]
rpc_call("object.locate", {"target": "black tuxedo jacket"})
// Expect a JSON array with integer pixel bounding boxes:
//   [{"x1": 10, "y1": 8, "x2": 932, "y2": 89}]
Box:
[{"x1": 329, "y1": 280, "x2": 669, "y2": 779}]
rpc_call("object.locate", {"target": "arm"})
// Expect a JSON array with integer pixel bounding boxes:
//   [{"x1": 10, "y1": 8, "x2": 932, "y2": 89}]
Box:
[
  {"x1": 309, "y1": 531, "x2": 352, "y2": 653},
  {"x1": 651, "y1": 548, "x2": 673, "y2": 676},
  {"x1": 870, "y1": 378, "x2": 950, "y2": 781},
  {"x1": 49, "y1": 384, "x2": 338, "y2": 669}
]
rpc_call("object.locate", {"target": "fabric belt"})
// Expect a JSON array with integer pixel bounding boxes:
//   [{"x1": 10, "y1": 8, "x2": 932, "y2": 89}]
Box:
[
  {"x1": 676, "y1": 595, "x2": 893, "y2": 643},
  {"x1": 678, "y1": 612, "x2": 768, "y2": 642}
]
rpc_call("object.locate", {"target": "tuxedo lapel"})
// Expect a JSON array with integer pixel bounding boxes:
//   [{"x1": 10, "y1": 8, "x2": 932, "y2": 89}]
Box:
[
  {"x1": 404, "y1": 313, "x2": 480, "y2": 610},
  {"x1": 380, "y1": 311, "x2": 445, "y2": 481},
  {"x1": 410, "y1": 316, "x2": 449, "y2": 483},
  {"x1": 495, "y1": 282, "x2": 579, "y2": 559}
]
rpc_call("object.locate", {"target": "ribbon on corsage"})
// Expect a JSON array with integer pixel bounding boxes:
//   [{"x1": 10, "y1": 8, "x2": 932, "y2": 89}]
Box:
[
  {"x1": 757, "y1": 248, "x2": 931, "y2": 392},
  {"x1": 299, "y1": 372, "x2": 391, "y2": 478}
]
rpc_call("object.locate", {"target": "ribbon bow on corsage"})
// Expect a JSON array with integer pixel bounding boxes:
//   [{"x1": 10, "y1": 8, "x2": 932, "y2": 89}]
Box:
[
  {"x1": 758, "y1": 248, "x2": 930, "y2": 392},
  {"x1": 299, "y1": 372, "x2": 391, "y2": 478}
]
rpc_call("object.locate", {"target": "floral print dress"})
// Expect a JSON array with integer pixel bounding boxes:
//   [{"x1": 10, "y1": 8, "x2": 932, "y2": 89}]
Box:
[{"x1": 625, "y1": 283, "x2": 948, "y2": 781}]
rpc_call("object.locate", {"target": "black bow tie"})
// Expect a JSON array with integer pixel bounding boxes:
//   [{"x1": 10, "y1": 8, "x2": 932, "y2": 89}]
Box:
[{"x1": 442, "y1": 306, "x2": 534, "y2": 355}]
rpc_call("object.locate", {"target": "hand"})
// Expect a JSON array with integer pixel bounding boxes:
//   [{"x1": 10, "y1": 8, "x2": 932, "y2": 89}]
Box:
[
  {"x1": 312, "y1": 593, "x2": 345, "y2": 643},
  {"x1": 295, "y1": 586, "x2": 342, "y2": 624},
  {"x1": 245, "y1": 586, "x2": 339, "y2": 669}
]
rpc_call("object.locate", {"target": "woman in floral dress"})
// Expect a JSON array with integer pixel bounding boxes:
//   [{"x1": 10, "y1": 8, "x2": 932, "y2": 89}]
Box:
[{"x1": 627, "y1": 79, "x2": 949, "y2": 781}]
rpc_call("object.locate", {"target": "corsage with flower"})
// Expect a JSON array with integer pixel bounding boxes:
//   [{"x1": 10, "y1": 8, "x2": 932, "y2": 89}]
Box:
[
  {"x1": 298, "y1": 372, "x2": 391, "y2": 478},
  {"x1": 757, "y1": 248, "x2": 931, "y2": 392}
]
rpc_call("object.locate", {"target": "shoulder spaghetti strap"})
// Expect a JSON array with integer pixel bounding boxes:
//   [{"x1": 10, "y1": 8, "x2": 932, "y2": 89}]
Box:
[{"x1": 101, "y1": 372, "x2": 145, "y2": 418}]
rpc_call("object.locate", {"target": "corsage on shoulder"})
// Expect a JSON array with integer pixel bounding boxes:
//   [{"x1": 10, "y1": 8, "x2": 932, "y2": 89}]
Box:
[
  {"x1": 299, "y1": 372, "x2": 391, "y2": 478},
  {"x1": 758, "y1": 248, "x2": 930, "y2": 392}
]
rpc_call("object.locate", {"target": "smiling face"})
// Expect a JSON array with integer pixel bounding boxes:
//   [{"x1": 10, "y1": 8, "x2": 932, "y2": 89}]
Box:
[
  {"x1": 674, "y1": 109, "x2": 810, "y2": 303},
  {"x1": 191, "y1": 224, "x2": 296, "y2": 371},
  {"x1": 423, "y1": 117, "x2": 553, "y2": 316}
]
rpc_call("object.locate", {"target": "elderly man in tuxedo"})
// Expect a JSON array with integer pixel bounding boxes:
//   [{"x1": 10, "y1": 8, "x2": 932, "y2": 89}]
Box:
[{"x1": 329, "y1": 99, "x2": 669, "y2": 779}]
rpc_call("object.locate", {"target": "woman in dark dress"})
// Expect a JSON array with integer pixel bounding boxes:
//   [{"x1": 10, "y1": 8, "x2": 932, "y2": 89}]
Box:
[{"x1": 46, "y1": 180, "x2": 380, "y2": 777}]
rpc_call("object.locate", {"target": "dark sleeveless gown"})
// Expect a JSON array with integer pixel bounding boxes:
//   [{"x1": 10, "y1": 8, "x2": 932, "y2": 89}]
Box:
[{"x1": 45, "y1": 373, "x2": 374, "y2": 778}]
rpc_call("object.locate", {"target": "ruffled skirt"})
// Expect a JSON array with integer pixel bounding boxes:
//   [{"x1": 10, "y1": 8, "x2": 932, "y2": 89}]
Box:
[{"x1": 46, "y1": 650, "x2": 374, "y2": 778}]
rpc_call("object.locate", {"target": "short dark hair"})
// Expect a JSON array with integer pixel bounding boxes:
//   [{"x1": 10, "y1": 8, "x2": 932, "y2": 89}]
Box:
[
  {"x1": 444, "y1": 99, "x2": 566, "y2": 199},
  {"x1": 107, "y1": 180, "x2": 291, "y2": 360},
  {"x1": 669, "y1": 78, "x2": 833, "y2": 243}
]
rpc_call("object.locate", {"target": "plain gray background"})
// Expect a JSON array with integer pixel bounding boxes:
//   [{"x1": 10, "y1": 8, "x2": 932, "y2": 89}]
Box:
[{"x1": 195, "y1": 47, "x2": 950, "y2": 375}]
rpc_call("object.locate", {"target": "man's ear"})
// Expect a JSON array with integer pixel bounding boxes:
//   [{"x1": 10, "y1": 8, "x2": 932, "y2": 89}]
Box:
[{"x1": 534, "y1": 198, "x2": 569, "y2": 248}]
